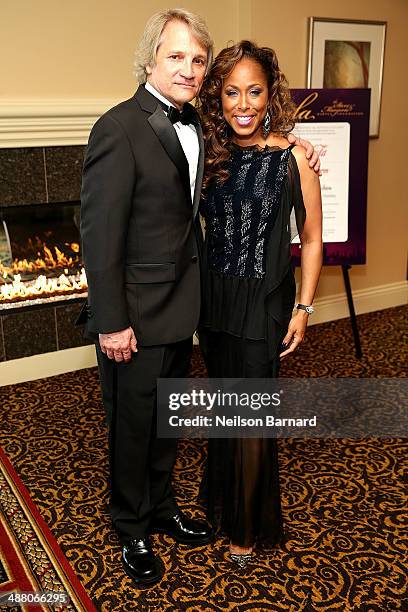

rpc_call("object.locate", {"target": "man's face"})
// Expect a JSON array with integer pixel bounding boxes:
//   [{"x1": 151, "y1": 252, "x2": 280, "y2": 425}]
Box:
[{"x1": 146, "y1": 19, "x2": 208, "y2": 109}]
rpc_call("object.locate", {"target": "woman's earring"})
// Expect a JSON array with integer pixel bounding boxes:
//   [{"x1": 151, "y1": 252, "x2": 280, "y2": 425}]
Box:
[{"x1": 262, "y1": 111, "x2": 271, "y2": 139}]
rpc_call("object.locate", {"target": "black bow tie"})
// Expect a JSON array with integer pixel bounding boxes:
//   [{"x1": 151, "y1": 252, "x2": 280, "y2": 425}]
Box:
[
  {"x1": 168, "y1": 105, "x2": 198, "y2": 125},
  {"x1": 156, "y1": 99, "x2": 198, "y2": 125}
]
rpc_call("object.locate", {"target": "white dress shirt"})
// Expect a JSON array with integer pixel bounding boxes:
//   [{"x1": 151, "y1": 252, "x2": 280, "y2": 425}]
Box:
[{"x1": 145, "y1": 81, "x2": 199, "y2": 202}]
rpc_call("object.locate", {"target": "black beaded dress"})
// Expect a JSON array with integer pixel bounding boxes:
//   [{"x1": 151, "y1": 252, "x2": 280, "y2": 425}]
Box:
[{"x1": 198, "y1": 142, "x2": 306, "y2": 547}]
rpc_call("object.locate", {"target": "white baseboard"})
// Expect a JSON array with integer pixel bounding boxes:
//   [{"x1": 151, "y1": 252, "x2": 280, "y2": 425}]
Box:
[
  {"x1": 0, "y1": 344, "x2": 97, "y2": 387},
  {"x1": 0, "y1": 281, "x2": 406, "y2": 386},
  {"x1": 307, "y1": 280, "x2": 407, "y2": 326}
]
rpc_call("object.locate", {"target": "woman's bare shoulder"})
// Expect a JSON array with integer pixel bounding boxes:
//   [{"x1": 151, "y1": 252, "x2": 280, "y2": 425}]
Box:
[
  {"x1": 291, "y1": 144, "x2": 307, "y2": 161},
  {"x1": 290, "y1": 146, "x2": 320, "y2": 191},
  {"x1": 291, "y1": 145, "x2": 315, "y2": 171}
]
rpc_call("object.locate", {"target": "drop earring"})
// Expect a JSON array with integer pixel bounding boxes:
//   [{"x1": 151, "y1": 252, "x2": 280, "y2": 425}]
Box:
[{"x1": 262, "y1": 110, "x2": 271, "y2": 139}]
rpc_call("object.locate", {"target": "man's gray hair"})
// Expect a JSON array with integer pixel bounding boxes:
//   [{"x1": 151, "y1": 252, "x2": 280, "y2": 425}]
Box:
[{"x1": 134, "y1": 8, "x2": 213, "y2": 83}]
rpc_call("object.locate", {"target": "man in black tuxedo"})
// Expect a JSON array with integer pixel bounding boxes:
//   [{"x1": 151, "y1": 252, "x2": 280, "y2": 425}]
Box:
[
  {"x1": 80, "y1": 9, "x2": 320, "y2": 586},
  {"x1": 80, "y1": 9, "x2": 213, "y2": 586}
]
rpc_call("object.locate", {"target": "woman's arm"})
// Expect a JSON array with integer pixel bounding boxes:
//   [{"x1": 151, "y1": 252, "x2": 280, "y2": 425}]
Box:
[{"x1": 280, "y1": 146, "x2": 323, "y2": 359}]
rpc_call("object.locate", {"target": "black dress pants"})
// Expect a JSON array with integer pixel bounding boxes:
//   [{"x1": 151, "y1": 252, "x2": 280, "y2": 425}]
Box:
[{"x1": 96, "y1": 337, "x2": 192, "y2": 543}]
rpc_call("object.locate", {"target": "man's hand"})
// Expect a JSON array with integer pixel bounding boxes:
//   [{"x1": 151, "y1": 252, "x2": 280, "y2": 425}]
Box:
[
  {"x1": 287, "y1": 133, "x2": 321, "y2": 175},
  {"x1": 99, "y1": 327, "x2": 138, "y2": 363}
]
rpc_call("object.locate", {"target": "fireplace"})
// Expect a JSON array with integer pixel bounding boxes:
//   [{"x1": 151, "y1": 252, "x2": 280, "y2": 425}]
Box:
[
  {"x1": 0, "y1": 201, "x2": 87, "y2": 309},
  {"x1": 0, "y1": 145, "x2": 92, "y2": 361}
]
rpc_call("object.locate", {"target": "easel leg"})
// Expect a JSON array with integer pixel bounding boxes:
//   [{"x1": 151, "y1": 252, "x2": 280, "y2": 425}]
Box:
[{"x1": 342, "y1": 264, "x2": 362, "y2": 358}]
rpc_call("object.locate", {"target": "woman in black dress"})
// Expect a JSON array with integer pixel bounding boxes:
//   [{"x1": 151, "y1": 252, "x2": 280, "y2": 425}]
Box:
[{"x1": 198, "y1": 41, "x2": 323, "y2": 567}]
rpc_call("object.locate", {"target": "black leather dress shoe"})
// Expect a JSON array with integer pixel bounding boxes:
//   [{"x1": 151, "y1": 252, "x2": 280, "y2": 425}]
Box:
[
  {"x1": 150, "y1": 512, "x2": 213, "y2": 545},
  {"x1": 122, "y1": 537, "x2": 162, "y2": 586}
]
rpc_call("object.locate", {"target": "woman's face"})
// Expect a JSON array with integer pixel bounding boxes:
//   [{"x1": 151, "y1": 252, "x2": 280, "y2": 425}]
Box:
[{"x1": 221, "y1": 58, "x2": 269, "y2": 144}]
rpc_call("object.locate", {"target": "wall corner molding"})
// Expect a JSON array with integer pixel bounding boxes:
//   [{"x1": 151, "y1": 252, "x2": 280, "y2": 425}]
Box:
[{"x1": 0, "y1": 98, "x2": 121, "y2": 147}]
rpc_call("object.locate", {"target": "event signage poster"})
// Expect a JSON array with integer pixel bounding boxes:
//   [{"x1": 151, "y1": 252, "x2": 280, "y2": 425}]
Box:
[{"x1": 290, "y1": 88, "x2": 370, "y2": 266}]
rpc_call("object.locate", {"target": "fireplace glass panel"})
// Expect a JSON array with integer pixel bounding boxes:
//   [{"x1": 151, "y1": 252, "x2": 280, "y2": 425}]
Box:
[{"x1": 0, "y1": 203, "x2": 87, "y2": 307}]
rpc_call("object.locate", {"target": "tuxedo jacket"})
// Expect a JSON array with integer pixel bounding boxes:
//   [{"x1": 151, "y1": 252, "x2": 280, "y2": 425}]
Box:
[{"x1": 80, "y1": 85, "x2": 204, "y2": 345}]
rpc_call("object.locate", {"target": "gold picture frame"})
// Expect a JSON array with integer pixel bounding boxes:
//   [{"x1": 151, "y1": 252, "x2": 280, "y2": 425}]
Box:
[{"x1": 307, "y1": 17, "x2": 387, "y2": 137}]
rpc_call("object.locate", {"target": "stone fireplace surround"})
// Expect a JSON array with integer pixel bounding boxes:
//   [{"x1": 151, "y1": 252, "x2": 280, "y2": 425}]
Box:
[{"x1": 0, "y1": 145, "x2": 92, "y2": 362}]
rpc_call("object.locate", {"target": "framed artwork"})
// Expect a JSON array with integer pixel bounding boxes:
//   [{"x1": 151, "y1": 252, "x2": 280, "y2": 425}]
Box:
[{"x1": 307, "y1": 17, "x2": 387, "y2": 137}]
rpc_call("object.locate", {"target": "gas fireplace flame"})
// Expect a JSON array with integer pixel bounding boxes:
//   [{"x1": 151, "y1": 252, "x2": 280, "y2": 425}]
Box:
[
  {"x1": 0, "y1": 241, "x2": 82, "y2": 276},
  {"x1": 0, "y1": 269, "x2": 88, "y2": 303},
  {"x1": 0, "y1": 241, "x2": 88, "y2": 304}
]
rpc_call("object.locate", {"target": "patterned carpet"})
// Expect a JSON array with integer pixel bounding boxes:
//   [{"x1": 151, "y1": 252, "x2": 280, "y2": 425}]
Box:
[
  {"x1": 0, "y1": 305, "x2": 407, "y2": 611},
  {"x1": 0, "y1": 446, "x2": 96, "y2": 611}
]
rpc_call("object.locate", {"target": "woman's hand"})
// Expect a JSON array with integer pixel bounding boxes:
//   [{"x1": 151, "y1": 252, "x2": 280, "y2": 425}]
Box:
[{"x1": 279, "y1": 311, "x2": 309, "y2": 359}]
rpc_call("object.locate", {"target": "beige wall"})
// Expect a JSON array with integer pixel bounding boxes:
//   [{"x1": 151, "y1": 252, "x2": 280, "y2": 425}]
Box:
[
  {"x1": 1, "y1": 0, "x2": 407, "y2": 301},
  {"x1": 0, "y1": 0, "x2": 237, "y2": 98}
]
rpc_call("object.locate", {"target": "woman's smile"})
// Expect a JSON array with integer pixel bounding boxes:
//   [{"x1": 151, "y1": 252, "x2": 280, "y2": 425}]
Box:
[{"x1": 233, "y1": 115, "x2": 256, "y2": 126}]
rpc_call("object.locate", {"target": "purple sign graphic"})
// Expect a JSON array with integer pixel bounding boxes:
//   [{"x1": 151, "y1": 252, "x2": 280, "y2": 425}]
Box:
[{"x1": 290, "y1": 89, "x2": 370, "y2": 266}]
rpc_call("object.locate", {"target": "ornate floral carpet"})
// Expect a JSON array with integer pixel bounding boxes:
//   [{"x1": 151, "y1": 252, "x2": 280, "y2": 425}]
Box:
[{"x1": 0, "y1": 305, "x2": 407, "y2": 611}]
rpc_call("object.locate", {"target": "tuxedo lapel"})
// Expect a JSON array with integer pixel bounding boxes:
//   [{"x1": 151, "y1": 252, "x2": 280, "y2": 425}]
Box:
[
  {"x1": 148, "y1": 109, "x2": 191, "y2": 204},
  {"x1": 135, "y1": 86, "x2": 192, "y2": 205},
  {"x1": 192, "y1": 121, "x2": 204, "y2": 218}
]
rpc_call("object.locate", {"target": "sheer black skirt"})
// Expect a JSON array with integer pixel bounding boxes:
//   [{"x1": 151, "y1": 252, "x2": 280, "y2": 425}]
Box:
[{"x1": 199, "y1": 330, "x2": 285, "y2": 548}]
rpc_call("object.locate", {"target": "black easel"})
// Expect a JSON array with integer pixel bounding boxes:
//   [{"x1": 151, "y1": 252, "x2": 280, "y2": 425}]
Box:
[{"x1": 341, "y1": 264, "x2": 362, "y2": 358}]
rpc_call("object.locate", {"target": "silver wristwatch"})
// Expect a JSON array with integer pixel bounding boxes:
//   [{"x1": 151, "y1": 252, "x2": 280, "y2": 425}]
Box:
[{"x1": 296, "y1": 303, "x2": 314, "y2": 314}]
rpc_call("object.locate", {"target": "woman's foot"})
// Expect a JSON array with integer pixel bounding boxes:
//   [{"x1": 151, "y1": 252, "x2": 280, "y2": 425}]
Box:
[{"x1": 229, "y1": 543, "x2": 253, "y2": 569}]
